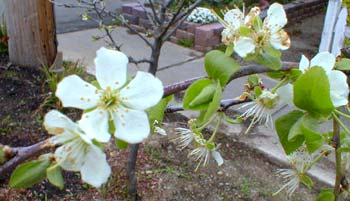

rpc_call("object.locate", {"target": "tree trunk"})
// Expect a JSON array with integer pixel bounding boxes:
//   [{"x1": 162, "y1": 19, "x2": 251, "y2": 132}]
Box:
[{"x1": 4, "y1": 0, "x2": 57, "y2": 68}]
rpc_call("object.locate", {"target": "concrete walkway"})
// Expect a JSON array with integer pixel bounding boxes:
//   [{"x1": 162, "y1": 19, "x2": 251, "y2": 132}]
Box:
[{"x1": 57, "y1": 13, "x2": 334, "y2": 187}]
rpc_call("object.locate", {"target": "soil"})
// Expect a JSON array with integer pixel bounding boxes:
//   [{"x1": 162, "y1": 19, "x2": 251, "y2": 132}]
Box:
[{"x1": 0, "y1": 13, "x2": 325, "y2": 201}]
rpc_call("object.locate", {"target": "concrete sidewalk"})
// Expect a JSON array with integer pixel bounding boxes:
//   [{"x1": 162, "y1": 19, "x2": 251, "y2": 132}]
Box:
[{"x1": 57, "y1": 13, "x2": 334, "y2": 187}]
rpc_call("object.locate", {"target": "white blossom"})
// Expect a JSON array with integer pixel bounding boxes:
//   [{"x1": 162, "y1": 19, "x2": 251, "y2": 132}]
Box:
[
  {"x1": 44, "y1": 110, "x2": 111, "y2": 188},
  {"x1": 56, "y1": 47, "x2": 164, "y2": 144}
]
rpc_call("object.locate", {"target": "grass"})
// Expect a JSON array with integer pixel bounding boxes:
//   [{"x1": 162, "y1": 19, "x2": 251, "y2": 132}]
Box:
[{"x1": 178, "y1": 37, "x2": 194, "y2": 48}]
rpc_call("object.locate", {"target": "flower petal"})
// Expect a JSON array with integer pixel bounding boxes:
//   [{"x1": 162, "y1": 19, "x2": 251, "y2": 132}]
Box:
[
  {"x1": 78, "y1": 108, "x2": 111, "y2": 143},
  {"x1": 120, "y1": 71, "x2": 163, "y2": 110},
  {"x1": 234, "y1": 37, "x2": 256, "y2": 58},
  {"x1": 298, "y1": 55, "x2": 310, "y2": 73},
  {"x1": 211, "y1": 150, "x2": 224, "y2": 166},
  {"x1": 224, "y1": 9, "x2": 244, "y2": 30},
  {"x1": 56, "y1": 75, "x2": 99, "y2": 110},
  {"x1": 270, "y1": 30, "x2": 290, "y2": 50},
  {"x1": 329, "y1": 70, "x2": 349, "y2": 107},
  {"x1": 55, "y1": 139, "x2": 85, "y2": 171},
  {"x1": 264, "y1": 3, "x2": 287, "y2": 33},
  {"x1": 113, "y1": 107, "x2": 150, "y2": 144},
  {"x1": 276, "y1": 84, "x2": 294, "y2": 106},
  {"x1": 81, "y1": 145, "x2": 111, "y2": 188},
  {"x1": 244, "y1": 7, "x2": 260, "y2": 26},
  {"x1": 95, "y1": 47, "x2": 128, "y2": 90},
  {"x1": 44, "y1": 110, "x2": 77, "y2": 135},
  {"x1": 310, "y1": 52, "x2": 335, "y2": 74}
]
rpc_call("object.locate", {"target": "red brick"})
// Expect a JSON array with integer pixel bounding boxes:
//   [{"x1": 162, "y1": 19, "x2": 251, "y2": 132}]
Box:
[
  {"x1": 186, "y1": 22, "x2": 201, "y2": 33},
  {"x1": 194, "y1": 45, "x2": 213, "y2": 52},
  {"x1": 195, "y1": 25, "x2": 215, "y2": 47},
  {"x1": 139, "y1": 18, "x2": 152, "y2": 29},
  {"x1": 122, "y1": 3, "x2": 140, "y2": 15},
  {"x1": 170, "y1": 36, "x2": 179, "y2": 44},
  {"x1": 123, "y1": 13, "x2": 139, "y2": 25},
  {"x1": 132, "y1": 6, "x2": 148, "y2": 19},
  {"x1": 176, "y1": 29, "x2": 194, "y2": 41}
]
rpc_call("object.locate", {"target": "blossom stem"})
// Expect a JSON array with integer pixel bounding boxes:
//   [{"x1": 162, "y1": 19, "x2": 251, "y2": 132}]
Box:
[
  {"x1": 304, "y1": 151, "x2": 329, "y2": 171},
  {"x1": 208, "y1": 114, "x2": 223, "y2": 142},
  {"x1": 334, "y1": 109, "x2": 350, "y2": 120},
  {"x1": 271, "y1": 77, "x2": 288, "y2": 93},
  {"x1": 197, "y1": 113, "x2": 218, "y2": 131},
  {"x1": 332, "y1": 118, "x2": 343, "y2": 199},
  {"x1": 332, "y1": 112, "x2": 350, "y2": 135}
]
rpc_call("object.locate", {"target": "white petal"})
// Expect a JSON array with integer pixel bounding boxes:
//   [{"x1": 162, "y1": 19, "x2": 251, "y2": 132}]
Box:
[
  {"x1": 211, "y1": 150, "x2": 224, "y2": 166},
  {"x1": 78, "y1": 108, "x2": 111, "y2": 143},
  {"x1": 329, "y1": 70, "x2": 349, "y2": 107},
  {"x1": 270, "y1": 30, "x2": 290, "y2": 50},
  {"x1": 55, "y1": 139, "x2": 85, "y2": 171},
  {"x1": 95, "y1": 47, "x2": 128, "y2": 90},
  {"x1": 120, "y1": 71, "x2": 164, "y2": 110},
  {"x1": 244, "y1": 7, "x2": 261, "y2": 26},
  {"x1": 113, "y1": 107, "x2": 150, "y2": 144},
  {"x1": 310, "y1": 52, "x2": 335, "y2": 74},
  {"x1": 264, "y1": 3, "x2": 287, "y2": 33},
  {"x1": 299, "y1": 55, "x2": 310, "y2": 73},
  {"x1": 44, "y1": 110, "x2": 77, "y2": 135},
  {"x1": 56, "y1": 75, "x2": 99, "y2": 110},
  {"x1": 80, "y1": 145, "x2": 111, "y2": 188},
  {"x1": 276, "y1": 84, "x2": 294, "y2": 106},
  {"x1": 234, "y1": 37, "x2": 256, "y2": 58},
  {"x1": 224, "y1": 9, "x2": 244, "y2": 30}
]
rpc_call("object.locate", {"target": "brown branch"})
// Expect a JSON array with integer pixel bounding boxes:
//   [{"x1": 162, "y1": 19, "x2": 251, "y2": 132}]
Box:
[
  {"x1": 163, "y1": 62, "x2": 298, "y2": 97},
  {"x1": 0, "y1": 140, "x2": 53, "y2": 179}
]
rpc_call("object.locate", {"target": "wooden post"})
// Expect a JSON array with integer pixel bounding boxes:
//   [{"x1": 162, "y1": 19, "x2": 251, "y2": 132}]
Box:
[{"x1": 4, "y1": 0, "x2": 57, "y2": 68}]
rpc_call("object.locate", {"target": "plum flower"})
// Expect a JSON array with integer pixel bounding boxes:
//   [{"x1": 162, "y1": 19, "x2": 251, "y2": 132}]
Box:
[
  {"x1": 298, "y1": 52, "x2": 349, "y2": 107},
  {"x1": 44, "y1": 110, "x2": 111, "y2": 188},
  {"x1": 56, "y1": 47, "x2": 164, "y2": 144},
  {"x1": 219, "y1": 6, "x2": 261, "y2": 47},
  {"x1": 234, "y1": 3, "x2": 290, "y2": 57},
  {"x1": 240, "y1": 84, "x2": 293, "y2": 132},
  {"x1": 274, "y1": 147, "x2": 313, "y2": 196}
]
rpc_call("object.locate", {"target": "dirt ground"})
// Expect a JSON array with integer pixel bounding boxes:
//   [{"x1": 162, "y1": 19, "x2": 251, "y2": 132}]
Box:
[{"x1": 0, "y1": 12, "x2": 325, "y2": 201}]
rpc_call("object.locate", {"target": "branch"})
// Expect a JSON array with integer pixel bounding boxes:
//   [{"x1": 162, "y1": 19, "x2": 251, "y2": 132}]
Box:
[
  {"x1": 0, "y1": 140, "x2": 53, "y2": 179},
  {"x1": 164, "y1": 98, "x2": 250, "y2": 113},
  {"x1": 163, "y1": 62, "x2": 298, "y2": 97}
]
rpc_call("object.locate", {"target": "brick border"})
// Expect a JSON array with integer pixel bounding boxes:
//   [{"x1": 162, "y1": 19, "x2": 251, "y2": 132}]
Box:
[{"x1": 122, "y1": 0, "x2": 327, "y2": 52}]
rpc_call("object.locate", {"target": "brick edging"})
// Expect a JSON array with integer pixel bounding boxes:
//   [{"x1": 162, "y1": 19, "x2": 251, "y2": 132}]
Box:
[{"x1": 122, "y1": 0, "x2": 327, "y2": 52}]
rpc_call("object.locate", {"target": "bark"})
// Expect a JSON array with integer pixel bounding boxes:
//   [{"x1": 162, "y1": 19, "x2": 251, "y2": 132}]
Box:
[{"x1": 4, "y1": 0, "x2": 57, "y2": 68}]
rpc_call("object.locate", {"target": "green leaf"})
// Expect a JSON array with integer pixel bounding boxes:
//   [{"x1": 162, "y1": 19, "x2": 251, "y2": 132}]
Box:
[
  {"x1": 189, "y1": 84, "x2": 216, "y2": 108},
  {"x1": 303, "y1": 126, "x2": 323, "y2": 153},
  {"x1": 335, "y1": 58, "x2": 350, "y2": 70},
  {"x1": 255, "y1": 51, "x2": 281, "y2": 70},
  {"x1": 316, "y1": 189, "x2": 334, "y2": 201},
  {"x1": 147, "y1": 95, "x2": 173, "y2": 125},
  {"x1": 266, "y1": 71, "x2": 284, "y2": 79},
  {"x1": 293, "y1": 67, "x2": 334, "y2": 116},
  {"x1": 204, "y1": 50, "x2": 240, "y2": 86},
  {"x1": 183, "y1": 79, "x2": 213, "y2": 110},
  {"x1": 247, "y1": 74, "x2": 260, "y2": 86},
  {"x1": 275, "y1": 110, "x2": 305, "y2": 154},
  {"x1": 47, "y1": 165, "x2": 64, "y2": 190},
  {"x1": 115, "y1": 139, "x2": 129, "y2": 150},
  {"x1": 289, "y1": 69, "x2": 302, "y2": 82},
  {"x1": 263, "y1": 44, "x2": 281, "y2": 58},
  {"x1": 301, "y1": 175, "x2": 313, "y2": 189},
  {"x1": 198, "y1": 82, "x2": 222, "y2": 124},
  {"x1": 10, "y1": 159, "x2": 51, "y2": 188},
  {"x1": 337, "y1": 147, "x2": 350, "y2": 152}
]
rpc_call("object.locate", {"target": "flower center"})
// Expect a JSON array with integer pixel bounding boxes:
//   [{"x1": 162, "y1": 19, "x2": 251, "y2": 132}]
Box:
[
  {"x1": 99, "y1": 87, "x2": 120, "y2": 110},
  {"x1": 257, "y1": 91, "x2": 279, "y2": 109}
]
